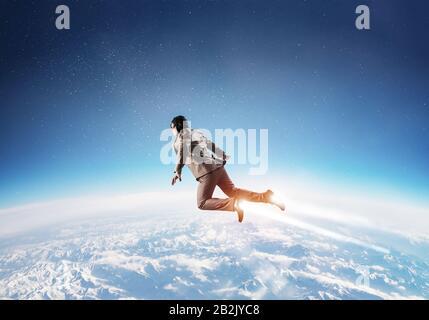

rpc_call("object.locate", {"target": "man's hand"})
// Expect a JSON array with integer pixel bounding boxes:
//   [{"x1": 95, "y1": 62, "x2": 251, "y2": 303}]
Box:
[{"x1": 171, "y1": 171, "x2": 182, "y2": 186}]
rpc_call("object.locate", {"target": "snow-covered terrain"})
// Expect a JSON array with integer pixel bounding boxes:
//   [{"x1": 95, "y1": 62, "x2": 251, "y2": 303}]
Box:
[{"x1": 0, "y1": 188, "x2": 428, "y2": 300}]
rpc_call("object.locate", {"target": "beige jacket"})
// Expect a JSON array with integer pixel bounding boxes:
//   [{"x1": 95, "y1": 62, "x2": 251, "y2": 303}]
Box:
[{"x1": 173, "y1": 128, "x2": 225, "y2": 180}]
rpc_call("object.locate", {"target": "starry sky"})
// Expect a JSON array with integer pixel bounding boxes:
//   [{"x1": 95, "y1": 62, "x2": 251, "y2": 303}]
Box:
[{"x1": 0, "y1": 0, "x2": 428, "y2": 208}]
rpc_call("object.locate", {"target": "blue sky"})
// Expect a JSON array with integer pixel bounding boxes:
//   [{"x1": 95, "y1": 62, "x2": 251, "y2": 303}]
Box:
[{"x1": 0, "y1": 0, "x2": 428, "y2": 207}]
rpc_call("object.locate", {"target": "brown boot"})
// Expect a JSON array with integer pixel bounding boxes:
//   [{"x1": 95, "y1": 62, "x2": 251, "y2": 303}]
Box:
[
  {"x1": 234, "y1": 199, "x2": 244, "y2": 223},
  {"x1": 264, "y1": 190, "x2": 286, "y2": 211}
]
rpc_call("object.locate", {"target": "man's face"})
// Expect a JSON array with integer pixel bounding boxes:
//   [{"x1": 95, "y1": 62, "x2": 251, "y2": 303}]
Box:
[{"x1": 170, "y1": 123, "x2": 178, "y2": 136}]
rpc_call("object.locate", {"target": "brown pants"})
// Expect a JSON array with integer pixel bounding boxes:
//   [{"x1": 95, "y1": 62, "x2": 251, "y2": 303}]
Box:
[{"x1": 197, "y1": 166, "x2": 267, "y2": 211}]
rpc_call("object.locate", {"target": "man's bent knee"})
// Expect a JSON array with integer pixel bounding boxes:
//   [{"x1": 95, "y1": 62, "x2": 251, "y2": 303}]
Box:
[{"x1": 197, "y1": 199, "x2": 207, "y2": 210}]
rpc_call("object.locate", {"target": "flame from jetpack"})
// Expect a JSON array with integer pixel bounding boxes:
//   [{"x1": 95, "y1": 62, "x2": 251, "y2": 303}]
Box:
[{"x1": 237, "y1": 193, "x2": 389, "y2": 254}]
